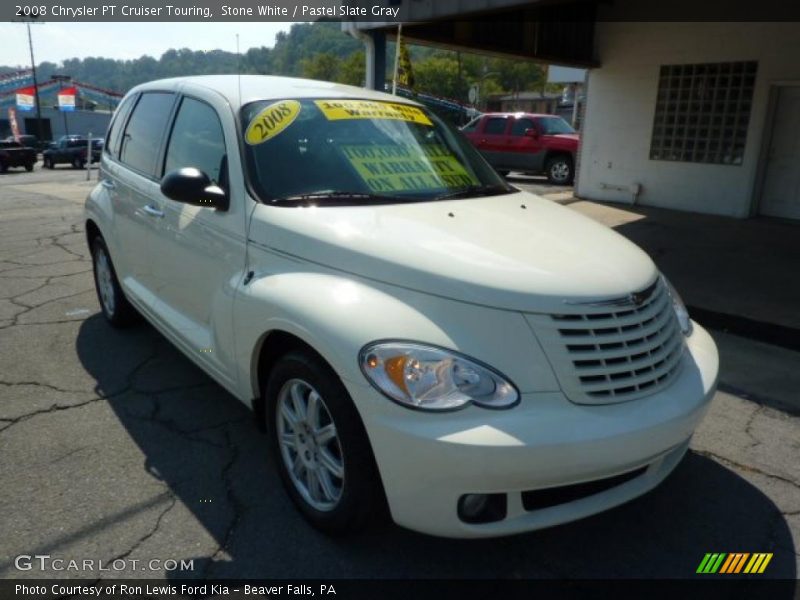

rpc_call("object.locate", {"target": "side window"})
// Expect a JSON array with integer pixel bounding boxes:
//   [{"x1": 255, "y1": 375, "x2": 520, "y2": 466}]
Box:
[
  {"x1": 483, "y1": 117, "x2": 508, "y2": 135},
  {"x1": 511, "y1": 118, "x2": 536, "y2": 136},
  {"x1": 105, "y1": 95, "x2": 136, "y2": 159},
  {"x1": 120, "y1": 92, "x2": 175, "y2": 176},
  {"x1": 163, "y1": 97, "x2": 226, "y2": 184}
]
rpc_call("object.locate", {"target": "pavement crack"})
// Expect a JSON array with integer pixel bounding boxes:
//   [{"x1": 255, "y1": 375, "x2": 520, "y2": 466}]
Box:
[
  {"x1": 205, "y1": 428, "x2": 245, "y2": 577},
  {"x1": 104, "y1": 492, "x2": 177, "y2": 567},
  {"x1": 695, "y1": 449, "x2": 800, "y2": 490},
  {"x1": 743, "y1": 404, "x2": 765, "y2": 449}
]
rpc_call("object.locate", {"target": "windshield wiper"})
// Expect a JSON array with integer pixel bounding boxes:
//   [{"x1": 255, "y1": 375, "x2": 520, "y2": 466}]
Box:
[
  {"x1": 434, "y1": 184, "x2": 512, "y2": 201},
  {"x1": 270, "y1": 191, "x2": 406, "y2": 206}
]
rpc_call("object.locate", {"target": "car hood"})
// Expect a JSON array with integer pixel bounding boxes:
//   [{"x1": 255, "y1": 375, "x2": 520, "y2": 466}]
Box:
[{"x1": 248, "y1": 191, "x2": 656, "y2": 313}]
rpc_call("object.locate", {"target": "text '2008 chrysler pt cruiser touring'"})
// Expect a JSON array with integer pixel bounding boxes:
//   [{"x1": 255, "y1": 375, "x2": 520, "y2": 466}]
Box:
[{"x1": 85, "y1": 75, "x2": 719, "y2": 538}]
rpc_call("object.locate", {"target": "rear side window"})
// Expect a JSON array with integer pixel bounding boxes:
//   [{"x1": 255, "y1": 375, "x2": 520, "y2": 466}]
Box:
[
  {"x1": 120, "y1": 92, "x2": 175, "y2": 176},
  {"x1": 483, "y1": 117, "x2": 508, "y2": 135},
  {"x1": 105, "y1": 95, "x2": 136, "y2": 159},
  {"x1": 511, "y1": 118, "x2": 536, "y2": 136},
  {"x1": 163, "y1": 97, "x2": 226, "y2": 184}
]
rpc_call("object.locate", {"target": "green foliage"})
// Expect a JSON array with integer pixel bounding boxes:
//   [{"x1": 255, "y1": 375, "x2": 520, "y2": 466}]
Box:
[
  {"x1": 1, "y1": 21, "x2": 551, "y2": 103},
  {"x1": 300, "y1": 53, "x2": 340, "y2": 82}
]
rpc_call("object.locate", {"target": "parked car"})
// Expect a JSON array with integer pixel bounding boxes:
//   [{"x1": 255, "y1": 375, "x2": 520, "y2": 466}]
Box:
[
  {"x1": 461, "y1": 112, "x2": 579, "y2": 184},
  {"x1": 86, "y1": 76, "x2": 718, "y2": 538},
  {"x1": 43, "y1": 137, "x2": 102, "y2": 169},
  {"x1": 0, "y1": 139, "x2": 37, "y2": 172},
  {"x1": 5, "y1": 134, "x2": 43, "y2": 152}
]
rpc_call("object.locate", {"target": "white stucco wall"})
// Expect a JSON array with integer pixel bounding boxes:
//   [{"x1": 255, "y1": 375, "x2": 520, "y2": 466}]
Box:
[{"x1": 576, "y1": 22, "x2": 800, "y2": 218}]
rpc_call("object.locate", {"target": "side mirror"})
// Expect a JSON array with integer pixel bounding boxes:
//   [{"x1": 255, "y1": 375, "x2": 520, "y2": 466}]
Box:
[
  {"x1": 160, "y1": 168, "x2": 229, "y2": 211},
  {"x1": 524, "y1": 128, "x2": 539, "y2": 138}
]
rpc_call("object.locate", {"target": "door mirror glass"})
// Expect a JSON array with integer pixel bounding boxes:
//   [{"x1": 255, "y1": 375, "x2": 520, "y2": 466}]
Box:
[{"x1": 160, "y1": 168, "x2": 229, "y2": 210}]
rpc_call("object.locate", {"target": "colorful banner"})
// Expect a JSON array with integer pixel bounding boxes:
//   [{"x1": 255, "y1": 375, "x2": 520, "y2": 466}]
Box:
[
  {"x1": 16, "y1": 86, "x2": 35, "y2": 112},
  {"x1": 8, "y1": 107, "x2": 20, "y2": 140},
  {"x1": 58, "y1": 86, "x2": 77, "y2": 111},
  {"x1": 696, "y1": 552, "x2": 773, "y2": 574}
]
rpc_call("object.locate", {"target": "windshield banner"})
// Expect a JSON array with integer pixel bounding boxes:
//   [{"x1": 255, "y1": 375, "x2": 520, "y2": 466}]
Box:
[
  {"x1": 315, "y1": 100, "x2": 432, "y2": 126},
  {"x1": 340, "y1": 144, "x2": 478, "y2": 193}
]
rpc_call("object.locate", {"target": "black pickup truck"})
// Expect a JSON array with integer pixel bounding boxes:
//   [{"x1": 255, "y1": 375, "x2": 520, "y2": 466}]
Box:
[
  {"x1": 0, "y1": 140, "x2": 37, "y2": 173},
  {"x1": 42, "y1": 137, "x2": 102, "y2": 169}
]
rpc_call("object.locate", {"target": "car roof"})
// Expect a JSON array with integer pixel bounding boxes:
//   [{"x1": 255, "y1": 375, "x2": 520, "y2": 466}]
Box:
[{"x1": 129, "y1": 75, "x2": 424, "y2": 108}]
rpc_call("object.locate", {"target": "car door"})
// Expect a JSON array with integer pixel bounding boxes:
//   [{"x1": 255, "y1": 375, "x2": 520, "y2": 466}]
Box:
[
  {"x1": 112, "y1": 91, "x2": 177, "y2": 310},
  {"x1": 506, "y1": 116, "x2": 547, "y2": 173},
  {"x1": 474, "y1": 116, "x2": 512, "y2": 169},
  {"x1": 149, "y1": 94, "x2": 246, "y2": 387}
]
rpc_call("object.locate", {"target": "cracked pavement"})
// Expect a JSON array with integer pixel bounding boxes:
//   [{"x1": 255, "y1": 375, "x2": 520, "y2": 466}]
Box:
[{"x1": 0, "y1": 169, "x2": 797, "y2": 580}]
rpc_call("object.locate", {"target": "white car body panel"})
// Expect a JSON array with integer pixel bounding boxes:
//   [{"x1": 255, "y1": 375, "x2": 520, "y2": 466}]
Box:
[{"x1": 85, "y1": 75, "x2": 719, "y2": 538}]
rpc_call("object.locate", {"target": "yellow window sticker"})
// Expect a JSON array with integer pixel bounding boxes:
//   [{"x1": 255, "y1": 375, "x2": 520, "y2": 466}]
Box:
[
  {"x1": 340, "y1": 144, "x2": 479, "y2": 193},
  {"x1": 245, "y1": 100, "x2": 301, "y2": 145},
  {"x1": 315, "y1": 100, "x2": 432, "y2": 126}
]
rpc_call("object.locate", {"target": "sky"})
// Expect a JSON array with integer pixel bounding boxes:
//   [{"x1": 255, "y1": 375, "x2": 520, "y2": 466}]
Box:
[{"x1": 0, "y1": 22, "x2": 293, "y2": 67}]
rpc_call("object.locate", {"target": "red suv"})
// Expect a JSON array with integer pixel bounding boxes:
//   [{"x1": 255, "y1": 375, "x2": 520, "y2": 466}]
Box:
[{"x1": 461, "y1": 112, "x2": 579, "y2": 184}]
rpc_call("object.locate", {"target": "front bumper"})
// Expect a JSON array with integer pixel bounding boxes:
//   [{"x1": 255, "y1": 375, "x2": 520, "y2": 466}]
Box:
[{"x1": 344, "y1": 323, "x2": 718, "y2": 538}]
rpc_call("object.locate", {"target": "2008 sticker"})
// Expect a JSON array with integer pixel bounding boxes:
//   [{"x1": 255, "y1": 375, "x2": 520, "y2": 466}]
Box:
[{"x1": 245, "y1": 100, "x2": 301, "y2": 145}]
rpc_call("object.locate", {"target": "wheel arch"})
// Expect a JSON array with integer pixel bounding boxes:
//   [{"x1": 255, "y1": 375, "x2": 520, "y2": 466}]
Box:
[
  {"x1": 251, "y1": 329, "x2": 334, "y2": 430},
  {"x1": 85, "y1": 218, "x2": 102, "y2": 250}
]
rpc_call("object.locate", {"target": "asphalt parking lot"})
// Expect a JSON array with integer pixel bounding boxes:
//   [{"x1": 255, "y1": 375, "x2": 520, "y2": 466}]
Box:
[{"x1": 0, "y1": 167, "x2": 797, "y2": 580}]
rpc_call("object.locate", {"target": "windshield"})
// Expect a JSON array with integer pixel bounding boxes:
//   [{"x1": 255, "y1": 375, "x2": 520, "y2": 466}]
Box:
[
  {"x1": 241, "y1": 98, "x2": 512, "y2": 205},
  {"x1": 538, "y1": 117, "x2": 576, "y2": 135}
]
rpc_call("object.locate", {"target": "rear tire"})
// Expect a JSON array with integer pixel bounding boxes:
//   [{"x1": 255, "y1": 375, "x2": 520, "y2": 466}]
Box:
[
  {"x1": 90, "y1": 236, "x2": 137, "y2": 327},
  {"x1": 496, "y1": 169, "x2": 510, "y2": 177},
  {"x1": 0, "y1": 162, "x2": 7, "y2": 173},
  {"x1": 24, "y1": 162, "x2": 34, "y2": 172},
  {"x1": 72, "y1": 156, "x2": 85, "y2": 169},
  {"x1": 546, "y1": 155, "x2": 574, "y2": 185},
  {"x1": 265, "y1": 350, "x2": 385, "y2": 535}
]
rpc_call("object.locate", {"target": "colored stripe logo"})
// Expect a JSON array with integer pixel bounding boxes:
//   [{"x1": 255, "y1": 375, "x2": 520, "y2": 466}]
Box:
[{"x1": 697, "y1": 553, "x2": 773, "y2": 574}]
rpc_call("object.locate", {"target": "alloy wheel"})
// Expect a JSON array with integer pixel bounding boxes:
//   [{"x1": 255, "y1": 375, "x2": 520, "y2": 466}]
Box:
[
  {"x1": 94, "y1": 248, "x2": 116, "y2": 316},
  {"x1": 276, "y1": 378, "x2": 345, "y2": 512}
]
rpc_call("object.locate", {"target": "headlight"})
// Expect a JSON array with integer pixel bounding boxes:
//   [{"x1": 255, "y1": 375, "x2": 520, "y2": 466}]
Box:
[
  {"x1": 359, "y1": 342, "x2": 519, "y2": 411},
  {"x1": 661, "y1": 275, "x2": 693, "y2": 336}
]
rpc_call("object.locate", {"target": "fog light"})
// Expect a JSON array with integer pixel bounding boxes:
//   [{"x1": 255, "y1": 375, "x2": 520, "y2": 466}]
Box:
[
  {"x1": 457, "y1": 493, "x2": 507, "y2": 524},
  {"x1": 460, "y1": 494, "x2": 488, "y2": 519}
]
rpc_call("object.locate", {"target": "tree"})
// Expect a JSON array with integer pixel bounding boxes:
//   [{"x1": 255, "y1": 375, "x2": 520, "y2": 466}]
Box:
[
  {"x1": 337, "y1": 51, "x2": 365, "y2": 87},
  {"x1": 300, "y1": 53, "x2": 340, "y2": 82},
  {"x1": 413, "y1": 56, "x2": 467, "y2": 100}
]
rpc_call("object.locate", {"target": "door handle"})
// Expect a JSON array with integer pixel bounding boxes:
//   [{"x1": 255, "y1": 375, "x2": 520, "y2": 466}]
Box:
[
  {"x1": 101, "y1": 179, "x2": 116, "y2": 190},
  {"x1": 143, "y1": 204, "x2": 164, "y2": 218}
]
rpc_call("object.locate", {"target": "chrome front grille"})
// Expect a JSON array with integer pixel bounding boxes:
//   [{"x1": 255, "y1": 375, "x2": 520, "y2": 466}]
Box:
[{"x1": 526, "y1": 278, "x2": 685, "y2": 404}]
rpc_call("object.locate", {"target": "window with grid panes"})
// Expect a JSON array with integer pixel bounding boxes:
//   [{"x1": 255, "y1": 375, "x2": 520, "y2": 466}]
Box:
[{"x1": 650, "y1": 61, "x2": 757, "y2": 165}]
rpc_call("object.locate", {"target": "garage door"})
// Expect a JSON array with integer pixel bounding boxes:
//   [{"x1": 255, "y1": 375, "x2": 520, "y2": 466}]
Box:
[{"x1": 760, "y1": 86, "x2": 800, "y2": 220}]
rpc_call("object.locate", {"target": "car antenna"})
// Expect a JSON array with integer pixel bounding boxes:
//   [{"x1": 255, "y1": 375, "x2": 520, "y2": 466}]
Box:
[{"x1": 236, "y1": 33, "x2": 242, "y2": 108}]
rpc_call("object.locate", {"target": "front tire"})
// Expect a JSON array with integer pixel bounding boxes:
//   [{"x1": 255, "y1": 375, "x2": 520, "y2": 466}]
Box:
[
  {"x1": 91, "y1": 236, "x2": 137, "y2": 327},
  {"x1": 72, "y1": 156, "x2": 85, "y2": 169},
  {"x1": 546, "y1": 155, "x2": 574, "y2": 185},
  {"x1": 265, "y1": 351, "x2": 384, "y2": 535},
  {"x1": 25, "y1": 162, "x2": 34, "y2": 172}
]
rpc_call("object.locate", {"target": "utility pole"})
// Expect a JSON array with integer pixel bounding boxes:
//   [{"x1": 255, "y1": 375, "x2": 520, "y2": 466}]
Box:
[{"x1": 26, "y1": 22, "x2": 45, "y2": 142}]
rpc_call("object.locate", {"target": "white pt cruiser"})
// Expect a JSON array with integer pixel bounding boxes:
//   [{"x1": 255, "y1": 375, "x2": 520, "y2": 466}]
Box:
[{"x1": 86, "y1": 76, "x2": 719, "y2": 538}]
